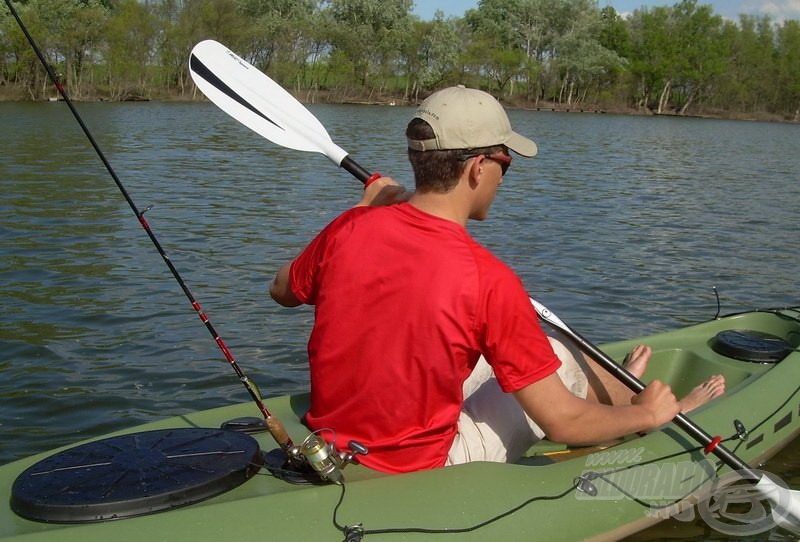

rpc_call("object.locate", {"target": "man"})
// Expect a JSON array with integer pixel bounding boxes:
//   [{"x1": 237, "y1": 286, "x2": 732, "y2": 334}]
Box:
[{"x1": 270, "y1": 86, "x2": 724, "y2": 474}]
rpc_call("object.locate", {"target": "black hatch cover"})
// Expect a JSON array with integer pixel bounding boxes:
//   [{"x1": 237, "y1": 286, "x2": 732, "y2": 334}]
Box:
[
  {"x1": 711, "y1": 329, "x2": 794, "y2": 363},
  {"x1": 11, "y1": 427, "x2": 263, "y2": 523}
]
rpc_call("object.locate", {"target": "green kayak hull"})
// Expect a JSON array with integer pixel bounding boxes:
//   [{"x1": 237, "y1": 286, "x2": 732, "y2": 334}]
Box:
[{"x1": 1, "y1": 309, "x2": 799, "y2": 541}]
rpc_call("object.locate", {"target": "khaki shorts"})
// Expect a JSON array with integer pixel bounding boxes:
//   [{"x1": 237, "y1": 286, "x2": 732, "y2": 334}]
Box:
[{"x1": 446, "y1": 333, "x2": 589, "y2": 465}]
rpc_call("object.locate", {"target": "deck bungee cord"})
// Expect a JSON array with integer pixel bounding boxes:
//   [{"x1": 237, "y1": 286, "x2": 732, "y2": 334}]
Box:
[{"x1": 333, "y1": 483, "x2": 577, "y2": 541}]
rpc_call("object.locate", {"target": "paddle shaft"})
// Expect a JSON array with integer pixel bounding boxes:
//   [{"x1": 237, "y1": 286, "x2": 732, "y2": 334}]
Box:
[
  {"x1": 341, "y1": 156, "x2": 373, "y2": 183},
  {"x1": 4, "y1": 0, "x2": 294, "y2": 453},
  {"x1": 544, "y1": 314, "x2": 752, "y2": 473}
]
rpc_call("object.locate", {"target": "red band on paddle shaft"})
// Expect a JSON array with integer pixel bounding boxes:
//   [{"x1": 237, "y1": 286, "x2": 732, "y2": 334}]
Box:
[
  {"x1": 364, "y1": 173, "x2": 381, "y2": 189},
  {"x1": 704, "y1": 436, "x2": 723, "y2": 454}
]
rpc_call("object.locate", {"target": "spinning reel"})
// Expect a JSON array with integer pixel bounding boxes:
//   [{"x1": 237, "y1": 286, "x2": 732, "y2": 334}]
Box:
[{"x1": 222, "y1": 417, "x2": 368, "y2": 484}]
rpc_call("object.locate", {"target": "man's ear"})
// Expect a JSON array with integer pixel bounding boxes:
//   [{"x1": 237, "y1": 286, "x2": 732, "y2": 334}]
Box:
[{"x1": 467, "y1": 155, "x2": 484, "y2": 188}]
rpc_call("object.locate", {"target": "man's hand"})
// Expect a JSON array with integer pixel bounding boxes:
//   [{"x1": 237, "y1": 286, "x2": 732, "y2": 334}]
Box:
[
  {"x1": 632, "y1": 380, "x2": 681, "y2": 429},
  {"x1": 355, "y1": 176, "x2": 411, "y2": 207}
]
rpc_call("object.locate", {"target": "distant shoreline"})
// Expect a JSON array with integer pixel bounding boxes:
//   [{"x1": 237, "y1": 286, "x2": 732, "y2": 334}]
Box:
[{"x1": 2, "y1": 90, "x2": 796, "y2": 125}]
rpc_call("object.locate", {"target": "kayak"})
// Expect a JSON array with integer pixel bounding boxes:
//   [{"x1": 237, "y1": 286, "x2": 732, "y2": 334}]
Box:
[{"x1": 1, "y1": 308, "x2": 798, "y2": 541}]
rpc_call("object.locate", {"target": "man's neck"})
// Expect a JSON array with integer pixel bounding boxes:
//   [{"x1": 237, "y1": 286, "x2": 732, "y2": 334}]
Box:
[{"x1": 408, "y1": 189, "x2": 470, "y2": 227}]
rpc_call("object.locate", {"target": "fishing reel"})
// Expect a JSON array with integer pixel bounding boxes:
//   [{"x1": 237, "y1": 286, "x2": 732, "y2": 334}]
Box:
[
  {"x1": 221, "y1": 417, "x2": 367, "y2": 484},
  {"x1": 293, "y1": 430, "x2": 368, "y2": 485}
]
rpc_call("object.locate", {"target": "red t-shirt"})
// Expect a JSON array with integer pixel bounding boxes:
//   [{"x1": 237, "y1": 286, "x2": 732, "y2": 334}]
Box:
[{"x1": 290, "y1": 203, "x2": 559, "y2": 473}]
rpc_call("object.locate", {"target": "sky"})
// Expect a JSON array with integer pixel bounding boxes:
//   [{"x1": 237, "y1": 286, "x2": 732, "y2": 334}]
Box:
[{"x1": 411, "y1": 0, "x2": 800, "y2": 22}]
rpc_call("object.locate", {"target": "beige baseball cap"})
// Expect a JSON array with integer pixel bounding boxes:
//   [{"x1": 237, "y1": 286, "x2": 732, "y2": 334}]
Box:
[{"x1": 407, "y1": 85, "x2": 537, "y2": 157}]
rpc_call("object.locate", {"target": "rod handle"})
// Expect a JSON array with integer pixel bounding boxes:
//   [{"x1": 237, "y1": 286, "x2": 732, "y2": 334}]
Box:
[{"x1": 266, "y1": 415, "x2": 293, "y2": 450}]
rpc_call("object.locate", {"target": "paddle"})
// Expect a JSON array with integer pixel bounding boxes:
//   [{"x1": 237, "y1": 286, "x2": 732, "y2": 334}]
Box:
[
  {"x1": 188, "y1": 40, "x2": 376, "y2": 184},
  {"x1": 188, "y1": 39, "x2": 800, "y2": 531}
]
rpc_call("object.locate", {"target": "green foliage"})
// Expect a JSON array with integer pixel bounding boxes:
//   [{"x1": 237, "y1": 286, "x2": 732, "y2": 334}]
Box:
[
  {"x1": 104, "y1": 0, "x2": 159, "y2": 99},
  {"x1": 1, "y1": 0, "x2": 799, "y2": 119},
  {"x1": 328, "y1": 0, "x2": 413, "y2": 88},
  {"x1": 776, "y1": 20, "x2": 800, "y2": 117},
  {"x1": 402, "y1": 12, "x2": 461, "y2": 99},
  {"x1": 599, "y1": 6, "x2": 632, "y2": 59},
  {"x1": 0, "y1": 0, "x2": 109, "y2": 99}
]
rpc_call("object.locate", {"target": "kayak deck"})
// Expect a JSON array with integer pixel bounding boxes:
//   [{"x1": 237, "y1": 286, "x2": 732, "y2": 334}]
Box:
[{"x1": 1, "y1": 309, "x2": 798, "y2": 541}]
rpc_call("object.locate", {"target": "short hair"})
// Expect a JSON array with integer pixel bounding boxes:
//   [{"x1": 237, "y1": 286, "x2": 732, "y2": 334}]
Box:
[{"x1": 406, "y1": 118, "x2": 504, "y2": 193}]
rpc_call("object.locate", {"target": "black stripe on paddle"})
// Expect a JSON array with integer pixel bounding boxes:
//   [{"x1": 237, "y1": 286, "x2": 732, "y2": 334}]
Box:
[{"x1": 189, "y1": 54, "x2": 283, "y2": 131}]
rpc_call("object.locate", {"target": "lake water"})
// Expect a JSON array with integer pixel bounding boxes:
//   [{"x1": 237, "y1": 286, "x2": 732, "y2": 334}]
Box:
[{"x1": 1, "y1": 101, "x2": 798, "y2": 538}]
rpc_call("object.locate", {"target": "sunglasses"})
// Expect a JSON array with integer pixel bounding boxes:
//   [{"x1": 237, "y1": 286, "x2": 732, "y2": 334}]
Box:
[{"x1": 458, "y1": 151, "x2": 512, "y2": 175}]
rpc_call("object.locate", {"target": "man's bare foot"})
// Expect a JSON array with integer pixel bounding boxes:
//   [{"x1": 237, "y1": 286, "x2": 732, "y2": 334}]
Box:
[
  {"x1": 679, "y1": 375, "x2": 726, "y2": 413},
  {"x1": 623, "y1": 345, "x2": 651, "y2": 380}
]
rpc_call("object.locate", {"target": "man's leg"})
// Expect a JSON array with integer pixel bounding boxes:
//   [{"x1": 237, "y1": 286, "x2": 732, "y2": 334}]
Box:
[
  {"x1": 549, "y1": 330, "x2": 725, "y2": 413},
  {"x1": 448, "y1": 336, "x2": 589, "y2": 465}
]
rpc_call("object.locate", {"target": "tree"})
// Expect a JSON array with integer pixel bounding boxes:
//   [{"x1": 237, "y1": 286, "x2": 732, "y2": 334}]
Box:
[
  {"x1": 401, "y1": 12, "x2": 460, "y2": 102},
  {"x1": 776, "y1": 20, "x2": 800, "y2": 120},
  {"x1": 155, "y1": 0, "x2": 246, "y2": 97},
  {"x1": 465, "y1": 0, "x2": 620, "y2": 104},
  {"x1": 0, "y1": 0, "x2": 798, "y2": 119},
  {"x1": 598, "y1": 6, "x2": 631, "y2": 58},
  {"x1": 0, "y1": 0, "x2": 108, "y2": 99},
  {"x1": 669, "y1": 0, "x2": 726, "y2": 115},
  {"x1": 465, "y1": 0, "x2": 535, "y2": 97},
  {"x1": 715, "y1": 15, "x2": 775, "y2": 113},
  {"x1": 104, "y1": 0, "x2": 159, "y2": 100},
  {"x1": 597, "y1": 6, "x2": 632, "y2": 103},
  {"x1": 628, "y1": 6, "x2": 676, "y2": 112},
  {"x1": 327, "y1": 0, "x2": 413, "y2": 92},
  {"x1": 235, "y1": 0, "x2": 320, "y2": 76},
  {"x1": 0, "y1": 4, "x2": 40, "y2": 97},
  {"x1": 549, "y1": 5, "x2": 623, "y2": 106}
]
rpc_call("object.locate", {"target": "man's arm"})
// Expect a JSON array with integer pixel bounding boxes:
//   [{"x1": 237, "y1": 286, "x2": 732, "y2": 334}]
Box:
[
  {"x1": 270, "y1": 260, "x2": 301, "y2": 307},
  {"x1": 513, "y1": 372, "x2": 680, "y2": 445},
  {"x1": 268, "y1": 176, "x2": 410, "y2": 308}
]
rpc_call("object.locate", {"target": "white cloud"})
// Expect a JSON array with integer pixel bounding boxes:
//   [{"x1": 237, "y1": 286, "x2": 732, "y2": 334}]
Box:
[{"x1": 740, "y1": 0, "x2": 800, "y2": 22}]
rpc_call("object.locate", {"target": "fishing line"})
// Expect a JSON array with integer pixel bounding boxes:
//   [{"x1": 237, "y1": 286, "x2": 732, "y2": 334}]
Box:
[{"x1": 3, "y1": 0, "x2": 295, "y2": 455}]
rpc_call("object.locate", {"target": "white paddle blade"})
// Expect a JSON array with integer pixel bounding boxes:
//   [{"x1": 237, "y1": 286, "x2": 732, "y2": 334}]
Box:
[
  {"x1": 189, "y1": 40, "x2": 348, "y2": 165},
  {"x1": 530, "y1": 298, "x2": 569, "y2": 333},
  {"x1": 755, "y1": 476, "x2": 800, "y2": 534}
]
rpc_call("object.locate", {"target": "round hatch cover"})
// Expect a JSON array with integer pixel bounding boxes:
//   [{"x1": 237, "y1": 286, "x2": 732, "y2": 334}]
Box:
[
  {"x1": 11, "y1": 428, "x2": 263, "y2": 523},
  {"x1": 711, "y1": 329, "x2": 793, "y2": 363}
]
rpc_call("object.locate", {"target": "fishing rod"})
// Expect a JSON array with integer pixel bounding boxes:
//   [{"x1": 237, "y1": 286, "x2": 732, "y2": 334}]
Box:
[
  {"x1": 188, "y1": 39, "x2": 800, "y2": 528},
  {"x1": 2, "y1": 0, "x2": 295, "y2": 458}
]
